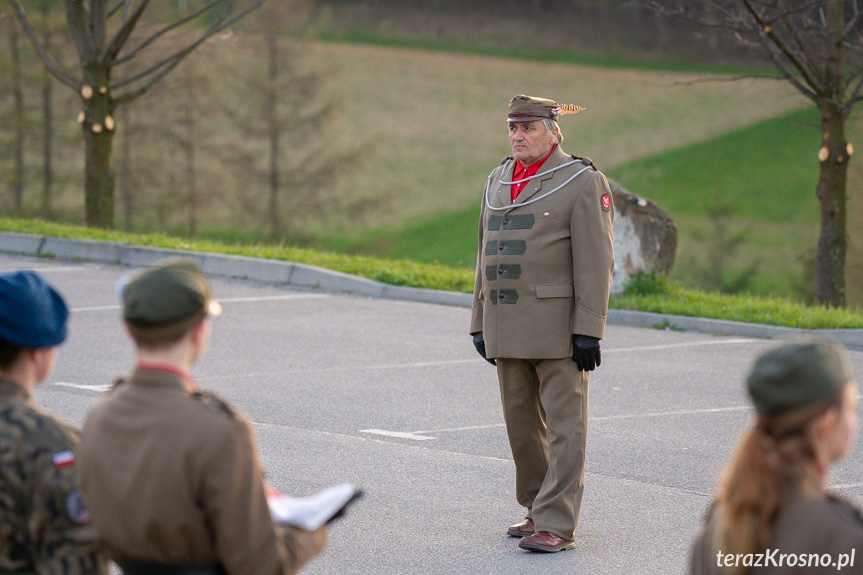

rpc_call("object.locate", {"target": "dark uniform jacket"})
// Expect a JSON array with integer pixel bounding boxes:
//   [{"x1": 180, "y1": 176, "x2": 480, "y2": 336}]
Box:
[
  {"x1": 690, "y1": 491, "x2": 863, "y2": 574},
  {"x1": 77, "y1": 369, "x2": 324, "y2": 575},
  {"x1": 470, "y1": 146, "x2": 615, "y2": 359},
  {"x1": 0, "y1": 378, "x2": 106, "y2": 575}
]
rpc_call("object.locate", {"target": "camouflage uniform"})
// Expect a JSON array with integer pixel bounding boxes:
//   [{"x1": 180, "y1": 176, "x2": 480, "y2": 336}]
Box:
[{"x1": 0, "y1": 378, "x2": 106, "y2": 575}]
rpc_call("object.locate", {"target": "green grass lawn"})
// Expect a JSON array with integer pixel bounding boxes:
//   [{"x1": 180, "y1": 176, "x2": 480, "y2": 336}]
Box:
[
  {"x1": 2, "y1": 218, "x2": 862, "y2": 329},
  {"x1": 607, "y1": 106, "x2": 822, "y2": 223}
]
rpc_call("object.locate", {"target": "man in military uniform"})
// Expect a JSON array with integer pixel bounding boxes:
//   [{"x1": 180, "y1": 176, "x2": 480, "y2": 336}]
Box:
[
  {"x1": 470, "y1": 95, "x2": 614, "y2": 552},
  {"x1": 77, "y1": 259, "x2": 326, "y2": 574},
  {"x1": 0, "y1": 270, "x2": 107, "y2": 575}
]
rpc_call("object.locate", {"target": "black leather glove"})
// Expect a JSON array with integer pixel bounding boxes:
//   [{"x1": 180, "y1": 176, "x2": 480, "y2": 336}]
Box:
[
  {"x1": 472, "y1": 332, "x2": 496, "y2": 366},
  {"x1": 573, "y1": 335, "x2": 601, "y2": 371}
]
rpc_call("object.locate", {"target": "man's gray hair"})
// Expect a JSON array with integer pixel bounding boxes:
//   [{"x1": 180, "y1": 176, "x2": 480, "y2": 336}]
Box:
[{"x1": 543, "y1": 118, "x2": 563, "y2": 144}]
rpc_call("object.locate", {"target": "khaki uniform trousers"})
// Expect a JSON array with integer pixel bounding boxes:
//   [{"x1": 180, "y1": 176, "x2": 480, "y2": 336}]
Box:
[{"x1": 497, "y1": 356, "x2": 588, "y2": 541}]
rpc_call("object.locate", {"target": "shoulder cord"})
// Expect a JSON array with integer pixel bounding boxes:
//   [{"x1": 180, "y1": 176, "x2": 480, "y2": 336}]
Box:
[{"x1": 484, "y1": 158, "x2": 592, "y2": 212}]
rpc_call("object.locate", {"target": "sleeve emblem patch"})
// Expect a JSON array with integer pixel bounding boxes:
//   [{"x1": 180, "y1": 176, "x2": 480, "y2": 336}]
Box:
[
  {"x1": 601, "y1": 194, "x2": 611, "y2": 212},
  {"x1": 52, "y1": 450, "x2": 75, "y2": 468},
  {"x1": 65, "y1": 489, "x2": 92, "y2": 524}
]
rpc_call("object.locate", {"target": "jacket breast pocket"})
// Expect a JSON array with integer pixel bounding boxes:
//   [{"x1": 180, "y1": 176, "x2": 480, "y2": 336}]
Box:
[
  {"x1": 535, "y1": 284, "x2": 573, "y2": 298},
  {"x1": 535, "y1": 210, "x2": 556, "y2": 224}
]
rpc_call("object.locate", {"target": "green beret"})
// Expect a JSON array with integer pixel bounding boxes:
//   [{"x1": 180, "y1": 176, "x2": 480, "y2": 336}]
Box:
[
  {"x1": 123, "y1": 259, "x2": 221, "y2": 326},
  {"x1": 507, "y1": 94, "x2": 585, "y2": 123},
  {"x1": 747, "y1": 338, "x2": 852, "y2": 416}
]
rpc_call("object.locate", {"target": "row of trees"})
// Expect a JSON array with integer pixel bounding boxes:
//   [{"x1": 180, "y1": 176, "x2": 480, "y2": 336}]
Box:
[
  {"x1": 2, "y1": 0, "x2": 356, "y2": 240},
  {"x1": 4, "y1": 0, "x2": 863, "y2": 307},
  {"x1": 9, "y1": 0, "x2": 273, "y2": 228}
]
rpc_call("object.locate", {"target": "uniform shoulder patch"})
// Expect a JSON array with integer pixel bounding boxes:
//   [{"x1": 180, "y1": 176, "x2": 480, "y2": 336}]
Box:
[
  {"x1": 52, "y1": 450, "x2": 76, "y2": 468},
  {"x1": 571, "y1": 154, "x2": 597, "y2": 171},
  {"x1": 601, "y1": 193, "x2": 612, "y2": 212},
  {"x1": 65, "y1": 489, "x2": 92, "y2": 525},
  {"x1": 193, "y1": 390, "x2": 238, "y2": 419},
  {"x1": 500, "y1": 156, "x2": 513, "y2": 165}
]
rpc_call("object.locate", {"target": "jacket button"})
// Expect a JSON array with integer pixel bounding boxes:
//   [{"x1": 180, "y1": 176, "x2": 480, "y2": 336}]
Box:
[
  {"x1": 497, "y1": 269, "x2": 504, "y2": 275},
  {"x1": 502, "y1": 219, "x2": 509, "y2": 225},
  {"x1": 498, "y1": 244, "x2": 504, "y2": 250},
  {"x1": 498, "y1": 293, "x2": 505, "y2": 299}
]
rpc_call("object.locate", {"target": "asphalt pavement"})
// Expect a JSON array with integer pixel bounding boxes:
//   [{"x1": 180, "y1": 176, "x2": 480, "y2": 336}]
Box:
[{"x1": 5, "y1": 254, "x2": 863, "y2": 575}]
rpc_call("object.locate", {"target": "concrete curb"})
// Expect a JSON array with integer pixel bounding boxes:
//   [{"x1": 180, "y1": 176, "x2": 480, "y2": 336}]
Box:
[
  {"x1": 608, "y1": 309, "x2": 863, "y2": 350},
  {"x1": 1, "y1": 231, "x2": 860, "y2": 349}
]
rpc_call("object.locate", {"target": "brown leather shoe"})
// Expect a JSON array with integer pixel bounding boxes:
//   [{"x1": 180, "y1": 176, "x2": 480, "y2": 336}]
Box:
[
  {"x1": 506, "y1": 517, "x2": 535, "y2": 538},
  {"x1": 518, "y1": 530, "x2": 576, "y2": 552}
]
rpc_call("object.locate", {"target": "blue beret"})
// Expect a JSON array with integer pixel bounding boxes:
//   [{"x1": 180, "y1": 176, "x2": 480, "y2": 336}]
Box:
[{"x1": 0, "y1": 271, "x2": 69, "y2": 348}]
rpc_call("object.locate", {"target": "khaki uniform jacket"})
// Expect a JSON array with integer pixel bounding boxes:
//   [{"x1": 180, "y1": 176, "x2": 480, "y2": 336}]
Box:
[
  {"x1": 470, "y1": 146, "x2": 615, "y2": 359},
  {"x1": 690, "y1": 492, "x2": 863, "y2": 574},
  {"x1": 0, "y1": 379, "x2": 106, "y2": 575},
  {"x1": 77, "y1": 369, "x2": 324, "y2": 575}
]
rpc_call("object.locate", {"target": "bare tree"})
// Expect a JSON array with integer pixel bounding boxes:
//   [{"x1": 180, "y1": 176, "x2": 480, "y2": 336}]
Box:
[
  {"x1": 645, "y1": 0, "x2": 863, "y2": 307},
  {"x1": 8, "y1": 0, "x2": 268, "y2": 229},
  {"x1": 219, "y1": 1, "x2": 361, "y2": 240},
  {"x1": 39, "y1": 0, "x2": 53, "y2": 219},
  {"x1": 117, "y1": 102, "x2": 133, "y2": 231},
  {"x1": 265, "y1": 30, "x2": 281, "y2": 237},
  {"x1": 8, "y1": 14, "x2": 25, "y2": 214},
  {"x1": 178, "y1": 61, "x2": 199, "y2": 237}
]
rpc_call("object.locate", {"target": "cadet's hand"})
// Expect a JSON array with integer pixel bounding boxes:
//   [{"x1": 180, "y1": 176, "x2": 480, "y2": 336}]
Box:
[
  {"x1": 472, "y1": 332, "x2": 496, "y2": 366},
  {"x1": 573, "y1": 335, "x2": 601, "y2": 371}
]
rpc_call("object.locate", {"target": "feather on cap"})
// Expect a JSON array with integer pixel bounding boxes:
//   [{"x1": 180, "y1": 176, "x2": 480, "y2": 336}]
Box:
[{"x1": 507, "y1": 94, "x2": 585, "y2": 122}]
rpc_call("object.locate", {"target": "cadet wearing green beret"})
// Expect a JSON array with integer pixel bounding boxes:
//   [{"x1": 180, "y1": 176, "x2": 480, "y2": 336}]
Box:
[
  {"x1": 77, "y1": 259, "x2": 326, "y2": 575},
  {"x1": 690, "y1": 338, "x2": 863, "y2": 575},
  {"x1": 0, "y1": 271, "x2": 107, "y2": 575},
  {"x1": 470, "y1": 94, "x2": 614, "y2": 552}
]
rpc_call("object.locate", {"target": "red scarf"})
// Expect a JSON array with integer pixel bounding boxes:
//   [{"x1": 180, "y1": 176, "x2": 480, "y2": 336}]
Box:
[{"x1": 512, "y1": 145, "x2": 556, "y2": 202}]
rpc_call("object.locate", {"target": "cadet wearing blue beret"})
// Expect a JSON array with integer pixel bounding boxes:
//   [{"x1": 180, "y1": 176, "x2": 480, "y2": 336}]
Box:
[{"x1": 0, "y1": 271, "x2": 107, "y2": 574}]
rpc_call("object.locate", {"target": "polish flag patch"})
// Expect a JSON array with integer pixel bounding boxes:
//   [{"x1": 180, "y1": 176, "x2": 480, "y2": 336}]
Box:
[
  {"x1": 53, "y1": 450, "x2": 75, "y2": 468},
  {"x1": 601, "y1": 194, "x2": 611, "y2": 211}
]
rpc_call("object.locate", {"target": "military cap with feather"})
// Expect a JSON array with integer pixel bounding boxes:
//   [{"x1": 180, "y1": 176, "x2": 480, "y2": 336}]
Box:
[{"x1": 507, "y1": 94, "x2": 585, "y2": 123}]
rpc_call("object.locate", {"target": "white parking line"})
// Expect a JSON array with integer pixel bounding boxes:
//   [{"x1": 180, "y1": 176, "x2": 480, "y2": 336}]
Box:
[
  {"x1": 605, "y1": 339, "x2": 757, "y2": 353},
  {"x1": 199, "y1": 359, "x2": 478, "y2": 382},
  {"x1": 71, "y1": 305, "x2": 123, "y2": 312},
  {"x1": 71, "y1": 293, "x2": 330, "y2": 313},
  {"x1": 51, "y1": 381, "x2": 113, "y2": 392},
  {"x1": 361, "y1": 405, "x2": 753, "y2": 440},
  {"x1": 415, "y1": 423, "x2": 506, "y2": 434},
  {"x1": 592, "y1": 405, "x2": 751, "y2": 421},
  {"x1": 202, "y1": 337, "x2": 754, "y2": 382},
  {"x1": 2, "y1": 266, "x2": 95, "y2": 273},
  {"x1": 359, "y1": 429, "x2": 435, "y2": 440},
  {"x1": 216, "y1": 294, "x2": 331, "y2": 303}
]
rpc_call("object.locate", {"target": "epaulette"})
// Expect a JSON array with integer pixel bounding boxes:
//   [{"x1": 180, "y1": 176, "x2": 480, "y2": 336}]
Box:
[
  {"x1": 193, "y1": 390, "x2": 238, "y2": 419},
  {"x1": 571, "y1": 154, "x2": 597, "y2": 171},
  {"x1": 501, "y1": 156, "x2": 513, "y2": 165}
]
